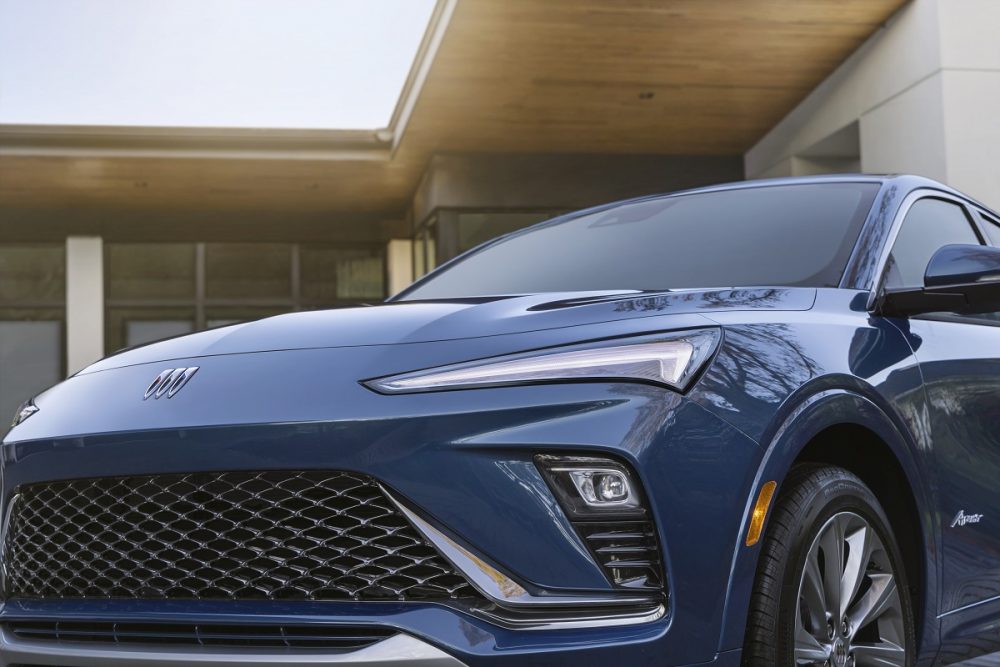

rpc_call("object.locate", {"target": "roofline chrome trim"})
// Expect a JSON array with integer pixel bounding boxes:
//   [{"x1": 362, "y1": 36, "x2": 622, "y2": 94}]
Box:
[
  {"x1": 0, "y1": 630, "x2": 469, "y2": 667},
  {"x1": 381, "y1": 487, "x2": 658, "y2": 611}
]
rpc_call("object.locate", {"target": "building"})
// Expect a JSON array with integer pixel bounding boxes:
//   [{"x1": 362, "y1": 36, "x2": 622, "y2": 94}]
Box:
[{"x1": 0, "y1": 0, "x2": 996, "y2": 423}]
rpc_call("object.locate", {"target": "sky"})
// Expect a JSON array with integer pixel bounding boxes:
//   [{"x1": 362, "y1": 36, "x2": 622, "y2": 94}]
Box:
[{"x1": 0, "y1": 0, "x2": 437, "y2": 129}]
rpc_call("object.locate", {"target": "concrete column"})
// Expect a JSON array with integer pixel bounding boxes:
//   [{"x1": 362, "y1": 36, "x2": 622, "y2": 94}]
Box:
[
  {"x1": 746, "y1": 0, "x2": 1000, "y2": 210},
  {"x1": 66, "y1": 236, "x2": 104, "y2": 374},
  {"x1": 858, "y1": 72, "x2": 948, "y2": 181},
  {"x1": 386, "y1": 239, "x2": 414, "y2": 297},
  {"x1": 936, "y1": 0, "x2": 1000, "y2": 207}
]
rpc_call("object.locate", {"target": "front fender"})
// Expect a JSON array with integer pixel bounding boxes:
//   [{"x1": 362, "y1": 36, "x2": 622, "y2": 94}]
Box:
[{"x1": 716, "y1": 388, "x2": 940, "y2": 659}]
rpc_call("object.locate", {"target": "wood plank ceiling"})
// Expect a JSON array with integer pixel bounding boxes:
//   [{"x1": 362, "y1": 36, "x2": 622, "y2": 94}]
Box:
[{"x1": 0, "y1": 0, "x2": 908, "y2": 223}]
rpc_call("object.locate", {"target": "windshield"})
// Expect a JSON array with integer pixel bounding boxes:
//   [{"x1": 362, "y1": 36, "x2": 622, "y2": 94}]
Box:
[{"x1": 398, "y1": 182, "x2": 880, "y2": 301}]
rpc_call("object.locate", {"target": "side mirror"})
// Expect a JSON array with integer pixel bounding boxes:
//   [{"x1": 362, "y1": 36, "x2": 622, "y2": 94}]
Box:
[{"x1": 882, "y1": 244, "x2": 1000, "y2": 317}]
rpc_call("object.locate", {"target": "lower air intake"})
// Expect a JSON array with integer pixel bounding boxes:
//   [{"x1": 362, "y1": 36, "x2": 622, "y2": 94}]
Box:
[
  {"x1": 578, "y1": 521, "x2": 664, "y2": 591},
  {"x1": 4, "y1": 620, "x2": 394, "y2": 651}
]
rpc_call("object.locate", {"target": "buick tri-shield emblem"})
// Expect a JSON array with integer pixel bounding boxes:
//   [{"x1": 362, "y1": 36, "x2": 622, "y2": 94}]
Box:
[{"x1": 144, "y1": 367, "x2": 199, "y2": 400}]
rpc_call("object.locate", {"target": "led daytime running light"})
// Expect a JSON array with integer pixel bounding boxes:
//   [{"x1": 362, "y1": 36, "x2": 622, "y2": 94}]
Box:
[{"x1": 366, "y1": 329, "x2": 719, "y2": 394}]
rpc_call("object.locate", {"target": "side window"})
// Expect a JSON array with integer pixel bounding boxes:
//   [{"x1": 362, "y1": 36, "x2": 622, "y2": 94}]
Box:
[
  {"x1": 884, "y1": 198, "x2": 982, "y2": 289},
  {"x1": 978, "y1": 211, "x2": 1000, "y2": 246}
]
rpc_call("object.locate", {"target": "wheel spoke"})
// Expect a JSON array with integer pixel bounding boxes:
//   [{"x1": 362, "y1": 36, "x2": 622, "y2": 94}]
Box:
[
  {"x1": 800, "y1": 547, "x2": 828, "y2": 627},
  {"x1": 840, "y1": 523, "x2": 873, "y2": 618},
  {"x1": 846, "y1": 572, "x2": 897, "y2": 635},
  {"x1": 819, "y1": 513, "x2": 847, "y2": 623},
  {"x1": 852, "y1": 641, "x2": 906, "y2": 666},
  {"x1": 794, "y1": 624, "x2": 829, "y2": 665}
]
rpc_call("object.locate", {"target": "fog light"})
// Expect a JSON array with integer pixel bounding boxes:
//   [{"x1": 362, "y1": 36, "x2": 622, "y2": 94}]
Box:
[
  {"x1": 568, "y1": 470, "x2": 632, "y2": 506},
  {"x1": 597, "y1": 472, "x2": 629, "y2": 502},
  {"x1": 536, "y1": 455, "x2": 644, "y2": 518},
  {"x1": 536, "y1": 454, "x2": 666, "y2": 594}
]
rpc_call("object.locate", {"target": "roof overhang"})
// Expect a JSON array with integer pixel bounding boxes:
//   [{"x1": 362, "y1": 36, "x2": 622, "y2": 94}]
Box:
[
  {"x1": 0, "y1": 124, "x2": 392, "y2": 161},
  {"x1": 0, "y1": 0, "x2": 910, "y2": 217}
]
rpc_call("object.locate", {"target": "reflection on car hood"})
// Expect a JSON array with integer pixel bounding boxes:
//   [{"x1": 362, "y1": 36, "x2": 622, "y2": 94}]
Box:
[{"x1": 82, "y1": 287, "x2": 816, "y2": 373}]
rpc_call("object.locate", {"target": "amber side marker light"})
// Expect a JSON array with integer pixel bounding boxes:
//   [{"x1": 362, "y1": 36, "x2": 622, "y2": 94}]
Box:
[{"x1": 746, "y1": 481, "x2": 778, "y2": 547}]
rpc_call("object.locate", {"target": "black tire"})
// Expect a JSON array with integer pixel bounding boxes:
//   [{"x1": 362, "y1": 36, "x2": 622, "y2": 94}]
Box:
[{"x1": 742, "y1": 464, "x2": 916, "y2": 666}]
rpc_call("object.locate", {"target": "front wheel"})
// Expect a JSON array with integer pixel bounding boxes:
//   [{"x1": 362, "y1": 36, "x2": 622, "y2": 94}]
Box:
[{"x1": 742, "y1": 464, "x2": 916, "y2": 666}]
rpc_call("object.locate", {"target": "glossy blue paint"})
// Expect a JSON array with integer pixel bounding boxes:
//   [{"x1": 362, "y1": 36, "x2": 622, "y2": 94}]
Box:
[
  {"x1": 4, "y1": 174, "x2": 1000, "y2": 666},
  {"x1": 924, "y1": 243, "x2": 1000, "y2": 287}
]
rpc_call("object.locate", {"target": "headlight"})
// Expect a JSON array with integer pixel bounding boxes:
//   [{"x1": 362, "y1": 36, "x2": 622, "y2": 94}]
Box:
[
  {"x1": 364, "y1": 328, "x2": 720, "y2": 394},
  {"x1": 10, "y1": 399, "x2": 39, "y2": 428}
]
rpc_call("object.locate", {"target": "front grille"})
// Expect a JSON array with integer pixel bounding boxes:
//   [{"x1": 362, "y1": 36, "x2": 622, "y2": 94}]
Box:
[
  {"x1": 578, "y1": 521, "x2": 664, "y2": 591},
  {"x1": 5, "y1": 620, "x2": 394, "y2": 650},
  {"x1": 3, "y1": 471, "x2": 479, "y2": 602}
]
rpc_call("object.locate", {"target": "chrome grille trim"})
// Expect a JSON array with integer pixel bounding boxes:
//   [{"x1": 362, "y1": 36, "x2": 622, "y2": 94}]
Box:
[{"x1": 384, "y1": 488, "x2": 656, "y2": 609}]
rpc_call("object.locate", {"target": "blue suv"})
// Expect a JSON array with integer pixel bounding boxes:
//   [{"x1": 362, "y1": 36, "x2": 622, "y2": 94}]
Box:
[{"x1": 4, "y1": 175, "x2": 1000, "y2": 667}]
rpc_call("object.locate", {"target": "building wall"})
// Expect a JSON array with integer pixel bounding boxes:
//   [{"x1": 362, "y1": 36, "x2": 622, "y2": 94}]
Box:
[
  {"x1": 745, "y1": 0, "x2": 1000, "y2": 210},
  {"x1": 411, "y1": 153, "x2": 744, "y2": 225},
  {"x1": 938, "y1": 1, "x2": 1000, "y2": 208}
]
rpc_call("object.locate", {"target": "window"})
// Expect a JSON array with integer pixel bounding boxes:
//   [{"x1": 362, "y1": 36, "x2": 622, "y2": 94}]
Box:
[
  {"x1": 106, "y1": 242, "x2": 384, "y2": 353},
  {"x1": 978, "y1": 211, "x2": 1000, "y2": 246},
  {"x1": 0, "y1": 245, "x2": 65, "y2": 427},
  {"x1": 401, "y1": 183, "x2": 878, "y2": 301},
  {"x1": 107, "y1": 243, "x2": 196, "y2": 300},
  {"x1": 413, "y1": 217, "x2": 437, "y2": 279},
  {"x1": 300, "y1": 246, "x2": 385, "y2": 302},
  {"x1": 412, "y1": 210, "x2": 562, "y2": 280},
  {"x1": 456, "y1": 212, "x2": 555, "y2": 254},
  {"x1": 884, "y1": 198, "x2": 982, "y2": 290},
  {"x1": 205, "y1": 243, "x2": 292, "y2": 300}
]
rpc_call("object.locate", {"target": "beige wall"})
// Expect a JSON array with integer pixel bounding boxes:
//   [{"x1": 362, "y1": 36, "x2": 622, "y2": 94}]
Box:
[
  {"x1": 65, "y1": 236, "x2": 104, "y2": 374},
  {"x1": 386, "y1": 239, "x2": 414, "y2": 297},
  {"x1": 745, "y1": 0, "x2": 1000, "y2": 209},
  {"x1": 859, "y1": 72, "x2": 948, "y2": 181},
  {"x1": 941, "y1": 68, "x2": 1000, "y2": 207}
]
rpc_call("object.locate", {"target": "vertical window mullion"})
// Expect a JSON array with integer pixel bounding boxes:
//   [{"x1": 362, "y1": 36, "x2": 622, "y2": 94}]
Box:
[
  {"x1": 291, "y1": 244, "x2": 302, "y2": 311},
  {"x1": 195, "y1": 243, "x2": 206, "y2": 330}
]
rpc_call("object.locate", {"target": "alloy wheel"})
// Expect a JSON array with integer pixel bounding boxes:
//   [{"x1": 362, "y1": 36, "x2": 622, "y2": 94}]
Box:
[{"x1": 794, "y1": 512, "x2": 907, "y2": 667}]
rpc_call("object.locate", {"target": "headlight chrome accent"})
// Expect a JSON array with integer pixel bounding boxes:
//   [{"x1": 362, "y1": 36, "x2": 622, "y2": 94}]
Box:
[{"x1": 364, "y1": 328, "x2": 720, "y2": 394}]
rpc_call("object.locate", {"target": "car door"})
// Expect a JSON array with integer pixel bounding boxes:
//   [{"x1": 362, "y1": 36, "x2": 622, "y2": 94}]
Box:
[{"x1": 881, "y1": 194, "x2": 1000, "y2": 615}]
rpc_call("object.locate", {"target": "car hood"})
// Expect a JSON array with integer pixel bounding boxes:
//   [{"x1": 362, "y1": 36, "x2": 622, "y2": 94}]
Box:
[{"x1": 82, "y1": 287, "x2": 816, "y2": 374}]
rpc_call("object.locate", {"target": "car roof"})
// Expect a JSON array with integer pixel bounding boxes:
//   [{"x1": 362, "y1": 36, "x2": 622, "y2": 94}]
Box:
[
  {"x1": 660, "y1": 173, "x2": 938, "y2": 198},
  {"x1": 659, "y1": 174, "x2": 995, "y2": 213}
]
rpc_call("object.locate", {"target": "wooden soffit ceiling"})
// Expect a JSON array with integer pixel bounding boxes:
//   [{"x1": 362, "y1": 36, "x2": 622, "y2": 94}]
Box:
[{"x1": 0, "y1": 0, "x2": 908, "y2": 216}]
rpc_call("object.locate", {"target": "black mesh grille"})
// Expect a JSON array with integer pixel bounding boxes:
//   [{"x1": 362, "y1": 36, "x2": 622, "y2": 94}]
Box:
[
  {"x1": 3, "y1": 471, "x2": 479, "y2": 602},
  {"x1": 4, "y1": 620, "x2": 395, "y2": 650},
  {"x1": 578, "y1": 521, "x2": 664, "y2": 592}
]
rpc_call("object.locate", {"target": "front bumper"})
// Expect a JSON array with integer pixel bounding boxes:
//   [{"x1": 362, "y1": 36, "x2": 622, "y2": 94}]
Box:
[
  {"x1": 1, "y1": 345, "x2": 762, "y2": 666},
  {"x1": 0, "y1": 628, "x2": 465, "y2": 667}
]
